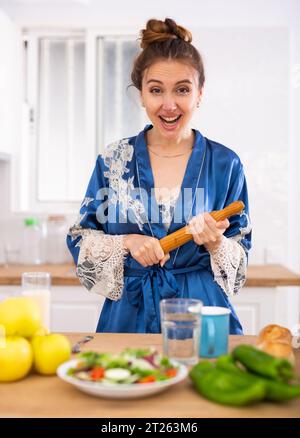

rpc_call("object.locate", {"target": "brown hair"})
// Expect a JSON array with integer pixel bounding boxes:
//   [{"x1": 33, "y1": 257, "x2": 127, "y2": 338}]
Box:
[{"x1": 131, "y1": 18, "x2": 205, "y2": 91}]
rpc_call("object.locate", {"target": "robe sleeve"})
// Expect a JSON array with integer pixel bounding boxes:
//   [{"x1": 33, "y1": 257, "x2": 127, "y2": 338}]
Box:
[
  {"x1": 209, "y1": 159, "x2": 252, "y2": 296},
  {"x1": 209, "y1": 236, "x2": 248, "y2": 296},
  {"x1": 66, "y1": 157, "x2": 127, "y2": 301}
]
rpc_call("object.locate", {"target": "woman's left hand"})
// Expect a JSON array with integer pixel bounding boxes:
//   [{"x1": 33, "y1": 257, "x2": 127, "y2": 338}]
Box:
[{"x1": 188, "y1": 213, "x2": 230, "y2": 253}]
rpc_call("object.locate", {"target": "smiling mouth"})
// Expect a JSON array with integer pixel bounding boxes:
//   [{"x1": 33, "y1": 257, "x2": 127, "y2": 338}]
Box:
[{"x1": 159, "y1": 115, "x2": 182, "y2": 124}]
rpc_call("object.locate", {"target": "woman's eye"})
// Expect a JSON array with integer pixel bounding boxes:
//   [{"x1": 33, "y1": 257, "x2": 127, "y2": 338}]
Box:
[
  {"x1": 150, "y1": 88, "x2": 161, "y2": 94},
  {"x1": 177, "y1": 87, "x2": 190, "y2": 94}
]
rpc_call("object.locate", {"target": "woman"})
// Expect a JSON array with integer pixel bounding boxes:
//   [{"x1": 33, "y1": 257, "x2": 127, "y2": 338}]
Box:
[{"x1": 67, "y1": 18, "x2": 252, "y2": 335}]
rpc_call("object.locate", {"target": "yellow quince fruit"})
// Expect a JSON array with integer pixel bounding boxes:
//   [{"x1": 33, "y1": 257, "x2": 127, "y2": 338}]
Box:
[
  {"x1": 0, "y1": 297, "x2": 42, "y2": 338},
  {"x1": 31, "y1": 333, "x2": 71, "y2": 375},
  {"x1": 0, "y1": 336, "x2": 33, "y2": 382}
]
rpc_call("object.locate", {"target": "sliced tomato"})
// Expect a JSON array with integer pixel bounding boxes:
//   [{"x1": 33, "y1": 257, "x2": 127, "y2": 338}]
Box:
[
  {"x1": 90, "y1": 366, "x2": 105, "y2": 380},
  {"x1": 138, "y1": 375, "x2": 156, "y2": 383},
  {"x1": 166, "y1": 368, "x2": 177, "y2": 378}
]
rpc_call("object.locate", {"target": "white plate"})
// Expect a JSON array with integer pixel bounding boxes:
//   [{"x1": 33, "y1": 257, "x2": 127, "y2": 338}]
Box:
[{"x1": 57, "y1": 359, "x2": 188, "y2": 399}]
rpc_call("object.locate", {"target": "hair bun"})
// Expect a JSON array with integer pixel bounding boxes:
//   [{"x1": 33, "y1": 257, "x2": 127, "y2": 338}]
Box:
[{"x1": 140, "y1": 18, "x2": 192, "y2": 49}]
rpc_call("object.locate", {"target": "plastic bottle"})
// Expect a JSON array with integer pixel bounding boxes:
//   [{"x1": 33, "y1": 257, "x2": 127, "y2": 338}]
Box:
[
  {"x1": 45, "y1": 215, "x2": 70, "y2": 264},
  {"x1": 21, "y1": 218, "x2": 42, "y2": 264}
]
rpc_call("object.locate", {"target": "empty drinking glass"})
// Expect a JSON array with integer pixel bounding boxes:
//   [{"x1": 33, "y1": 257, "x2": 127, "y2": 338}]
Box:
[{"x1": 3, "y1": 242, "x2": 21, "y2": 266}]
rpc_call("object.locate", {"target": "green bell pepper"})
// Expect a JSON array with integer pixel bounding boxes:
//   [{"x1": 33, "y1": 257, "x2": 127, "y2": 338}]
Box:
[
  {"x1": 190, "y1": 345, "x2": 299, "y2": 406},
  {"x1": 216, "y1": 353, "x2": 300, "y2": 402},
  {"x1": 189, "y1": 361, "x2": 266, "y2": 406},
  {"x1": 216, "y1": 354, "x2": 242, "y2": 373},
  {"x1": 263, "y1": 378, "x2": 300, "y2": 402},
  {"x1": 232, "y1": 344, "x2": 294, "y2": 382}
]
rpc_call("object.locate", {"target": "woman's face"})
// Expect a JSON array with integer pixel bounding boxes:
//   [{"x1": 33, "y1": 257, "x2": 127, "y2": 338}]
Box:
[{"x1": 141, "y1": 59, "x2": 202, "y2": 141}]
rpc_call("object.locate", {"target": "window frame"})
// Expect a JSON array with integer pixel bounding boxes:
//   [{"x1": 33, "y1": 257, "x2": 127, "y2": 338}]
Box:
[{"x1": 18, "y1": 26, "x2": 142, "y2": 214}]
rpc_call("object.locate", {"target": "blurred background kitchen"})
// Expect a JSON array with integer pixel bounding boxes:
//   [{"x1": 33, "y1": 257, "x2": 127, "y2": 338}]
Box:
[{"x1": 0, "y1": 0, "x2": 300, "y2": 334}]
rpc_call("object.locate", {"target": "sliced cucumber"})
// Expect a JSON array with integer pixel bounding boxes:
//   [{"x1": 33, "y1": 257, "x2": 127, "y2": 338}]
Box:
[
  {"x1": 75, "y1": 371, "x2": 92, "y2": 381},
  {"x1": 104, "y1": 368, "x2": 131, "y2": 381},
  {"x1": 131, "y1": 358, "x2": 156, "y2": 370}
]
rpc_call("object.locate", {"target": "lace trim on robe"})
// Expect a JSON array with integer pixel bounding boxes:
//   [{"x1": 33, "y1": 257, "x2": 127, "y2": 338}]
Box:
[
  {"x1": 156, "y1": 186, "x2": 180, "y2": 230},
  {"x1": 209, "y1": 235, "x2": 247, "y2": 296},
  {"x1": 69, "y1": 225, "x2": 127, "y2": 301},
  {"x1": 101, "y1": 139, "x2": 147, "y2": 231}
]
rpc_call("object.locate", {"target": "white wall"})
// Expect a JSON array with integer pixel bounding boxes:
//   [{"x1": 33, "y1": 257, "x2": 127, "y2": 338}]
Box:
[
  {"x1": 0, "y1": 160, "x2": 10, "y2": 216},
  {"x1": 0, "y1": 9, "x2": 22, "y2": 156},
  {"x1": 192, "y1": 27, "x2": 291, "y2": 267},
  {"x1": 0, "y1": 0, "x2": 299, "y2": 272},
  {"x1": 0, "y1": 0, "x2": 299, "y2": 28},
  {"x1": 0, "y1": 9, "x2": 23, "y2": 263}
]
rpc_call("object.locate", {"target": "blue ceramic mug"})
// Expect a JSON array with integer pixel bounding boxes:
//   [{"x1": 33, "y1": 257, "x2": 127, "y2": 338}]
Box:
[{"x1": 200, "y1": 306, "x2": 231, "y2": 358}]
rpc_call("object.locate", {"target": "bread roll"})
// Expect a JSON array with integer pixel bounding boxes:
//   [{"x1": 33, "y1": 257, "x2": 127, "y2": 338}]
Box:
[
  {"x1": 257, "y1": 324, "x2": 295, "y2": 364},
  {"x1": 257, "y1": 340, "x2": 295, "y2": 364},
  {"x1": 258, "y1": 324, "x2": 292, "y2": 345}
]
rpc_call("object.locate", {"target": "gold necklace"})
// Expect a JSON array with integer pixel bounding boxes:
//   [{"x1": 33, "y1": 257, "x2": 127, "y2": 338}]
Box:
[{"x1": 148, "y1": 145, "x2": 193, "y2": 158}]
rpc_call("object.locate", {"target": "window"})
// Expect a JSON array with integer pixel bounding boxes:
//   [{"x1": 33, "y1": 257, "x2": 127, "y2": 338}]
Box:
[
  {"x1": 97, "y1": 36, "x2": 145, "y2": 149},
  {"x1": 38, "y1": 36, "x2": 86, "y2": 202},
  {"x1": 21, "y1": 30, "x2": 146, "y2": 212}
]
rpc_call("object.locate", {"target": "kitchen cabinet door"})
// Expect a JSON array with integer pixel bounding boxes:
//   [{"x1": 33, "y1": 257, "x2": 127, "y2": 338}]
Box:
[
  {"x1": 50, "y1": 286, "x2": 105, "y2": 332},
  {"x1": 231, "y1": 286, "x2": 300, "y2": 335}
]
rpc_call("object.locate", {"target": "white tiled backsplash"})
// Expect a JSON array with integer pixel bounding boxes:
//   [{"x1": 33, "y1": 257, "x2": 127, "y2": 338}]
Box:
[
  {"x1": 0, "y1": 214, "x2": 75, "y2": 265},
  {"x1": 0, "y1": 159, "x2": 75, "y2": 265}
]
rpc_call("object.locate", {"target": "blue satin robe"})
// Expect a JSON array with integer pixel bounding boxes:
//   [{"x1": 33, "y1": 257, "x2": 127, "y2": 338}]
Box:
[{"x1": 67, "y1": 125, "x2": 252, "y2": 335}]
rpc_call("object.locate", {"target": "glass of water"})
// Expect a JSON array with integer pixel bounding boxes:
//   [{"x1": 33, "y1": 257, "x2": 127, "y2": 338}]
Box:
[{"x1": 160, "y1": 298, "x2": 202, "y2": 365}]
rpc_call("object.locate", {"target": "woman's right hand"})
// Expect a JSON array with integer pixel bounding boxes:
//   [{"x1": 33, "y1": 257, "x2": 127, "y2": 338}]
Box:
[{"x1": 123, "y1": 234, "x2": 170, "y2": 267}]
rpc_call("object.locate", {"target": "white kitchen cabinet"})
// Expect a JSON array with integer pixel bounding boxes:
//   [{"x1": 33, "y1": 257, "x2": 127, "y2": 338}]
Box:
[
  {"x1": 231, "y1": 286, "x2": 300, "y2": 335},
  {"x1": 50, "y1": 286, "x2": 105, "y2": 332},
  {"x1": 0, "y1": 10, "x2": 22, "y2": 156}
]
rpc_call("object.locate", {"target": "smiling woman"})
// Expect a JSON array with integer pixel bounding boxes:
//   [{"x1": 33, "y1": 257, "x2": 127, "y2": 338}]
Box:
[
  {"x1": 67, "y1": 17, "x2": 252, "y2": 335},
  {"x1": 133, "y1": 18, "x2": 204, "y2": 148},
  {"x1": 141, "y1": 61, "x2": 200, "y2": 145}
]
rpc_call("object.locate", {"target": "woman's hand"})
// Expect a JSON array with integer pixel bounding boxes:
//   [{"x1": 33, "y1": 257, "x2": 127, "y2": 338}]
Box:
[
  {"x1": 188, "y1": 213, "x2": 230, "y2": 253},
  {"x1": 123, "y1": 234, "x2": 170, "y2": 267}
]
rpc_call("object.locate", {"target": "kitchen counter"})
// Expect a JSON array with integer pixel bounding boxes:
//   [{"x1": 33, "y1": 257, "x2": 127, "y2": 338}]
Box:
[
  {"x1": 1, "y1": 333, "x2": 299, "y2": 418},
  {"x1": 1, "y1": 263, "x2": 300, "y2": 287}
]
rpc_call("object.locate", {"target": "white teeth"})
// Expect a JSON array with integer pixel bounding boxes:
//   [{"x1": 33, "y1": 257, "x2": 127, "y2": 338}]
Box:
[
  {"x1": 164, "y1": 117, "x2": 178, "y2": 121},
  {"x1": 160, "y1": 115, "x2": 181, "y2": 123}
]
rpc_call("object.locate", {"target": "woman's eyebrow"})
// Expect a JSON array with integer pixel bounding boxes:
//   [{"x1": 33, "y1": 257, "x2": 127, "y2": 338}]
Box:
[{"x1": 146, "y1": 79, "x2": 193, "y2": 85}]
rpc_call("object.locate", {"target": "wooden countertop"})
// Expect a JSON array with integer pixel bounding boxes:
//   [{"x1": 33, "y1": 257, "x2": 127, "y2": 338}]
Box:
[
  {"x1": 1, "y1": 333, "x2": 299, "y2": 418},
  {"x1": 0, "y1": 263, "x2": 78, "y2": 286},
  {"x1": 0, "y1": 263, "x2": 300, "y2": 287}
]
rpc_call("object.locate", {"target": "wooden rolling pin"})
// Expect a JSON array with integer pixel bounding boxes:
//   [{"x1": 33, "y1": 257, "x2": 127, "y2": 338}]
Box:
[{"x1": 159, "y1": 200, "x2": 245, "y2": 254}]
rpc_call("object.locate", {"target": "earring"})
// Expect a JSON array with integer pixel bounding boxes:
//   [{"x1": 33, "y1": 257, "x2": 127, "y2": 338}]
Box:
[{"x1": 197, "y1": 101, "x2": 200, "y2": 108}]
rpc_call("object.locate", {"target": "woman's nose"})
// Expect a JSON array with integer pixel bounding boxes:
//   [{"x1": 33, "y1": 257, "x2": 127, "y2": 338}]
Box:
[{"x1": 162, "y1": 96, "x2": 177, "y2": 111}]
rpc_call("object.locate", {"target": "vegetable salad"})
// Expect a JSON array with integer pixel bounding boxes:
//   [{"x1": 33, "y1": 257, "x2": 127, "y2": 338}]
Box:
[{"x1": 67, "y1": 348, "x2": 178, "y2": 384}]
